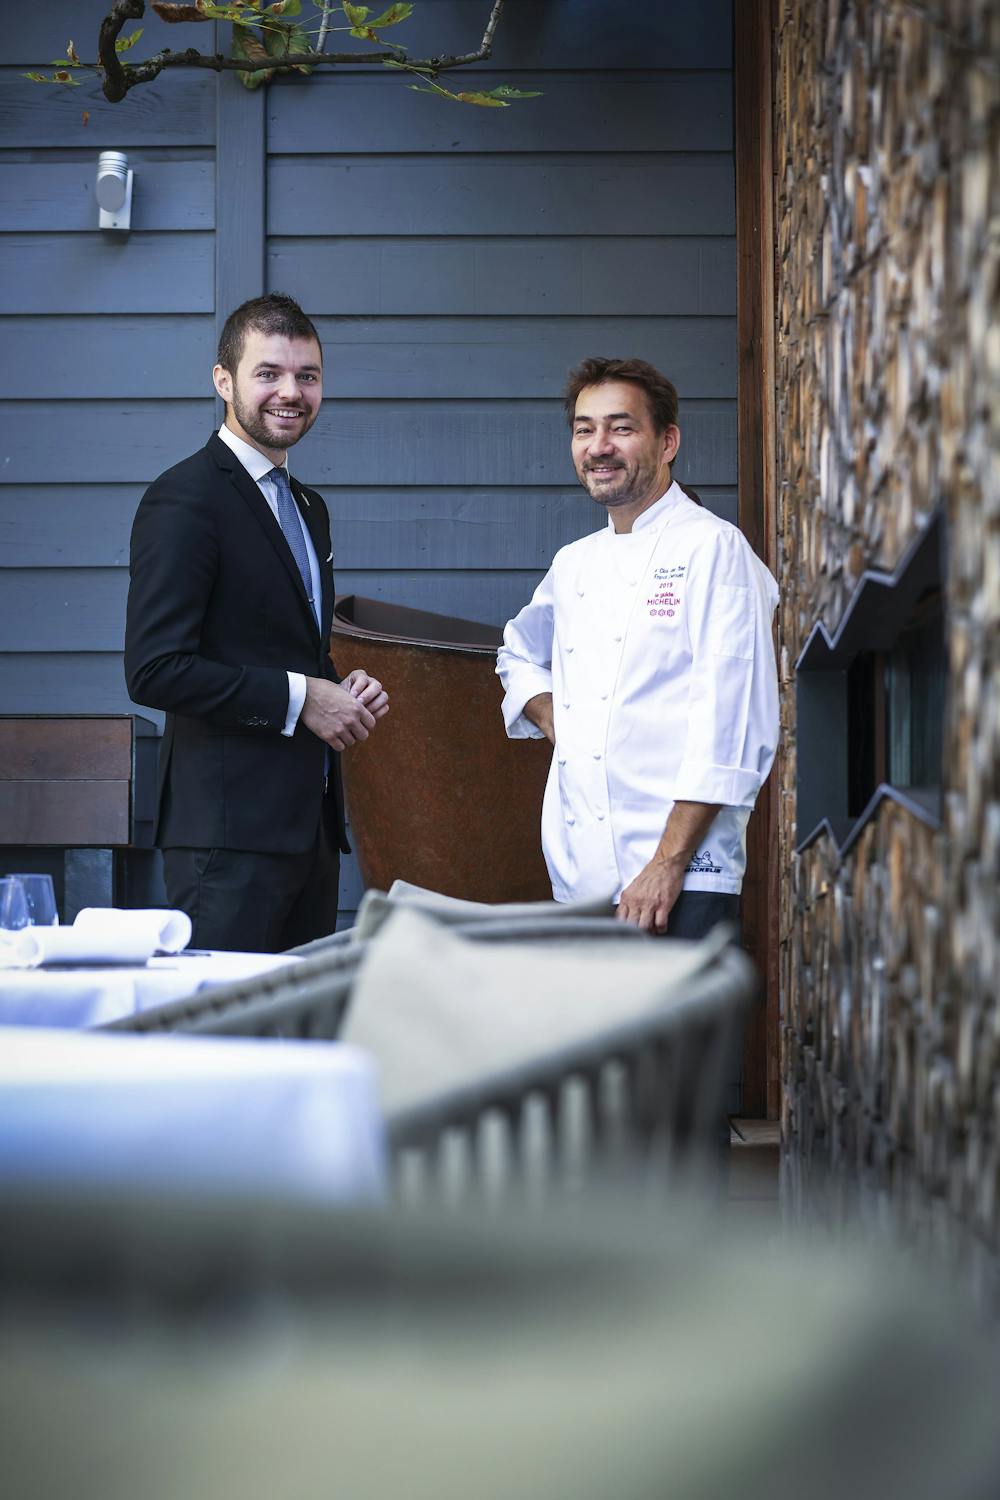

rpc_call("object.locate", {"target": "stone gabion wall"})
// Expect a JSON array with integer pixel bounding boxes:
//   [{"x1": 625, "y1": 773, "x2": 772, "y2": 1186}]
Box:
[{"x1": 774, "y1": 0, "x2": 1000, "y2": 1273}]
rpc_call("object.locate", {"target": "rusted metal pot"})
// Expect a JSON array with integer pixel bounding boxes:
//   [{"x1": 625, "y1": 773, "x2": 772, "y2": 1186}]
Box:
[{"x1": 330, "y1": 596, "x2": 553, "y2": 903}]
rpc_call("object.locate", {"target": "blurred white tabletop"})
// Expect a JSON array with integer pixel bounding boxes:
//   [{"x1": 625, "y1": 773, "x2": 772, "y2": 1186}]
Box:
[
  {"x1": 0, "y1": 951, "x2": 302, "y2": 1030},
  {"x1": 0, "y1": 1027, "x2": 385, "y2": 1203}
]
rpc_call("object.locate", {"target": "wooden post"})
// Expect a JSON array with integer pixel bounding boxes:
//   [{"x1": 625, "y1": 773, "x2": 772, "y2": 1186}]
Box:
[{"x1": 734, "y1": 0, "x2": 780, "y2": 1117}]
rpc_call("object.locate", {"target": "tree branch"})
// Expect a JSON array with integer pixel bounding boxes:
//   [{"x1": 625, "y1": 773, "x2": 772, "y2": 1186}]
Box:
[
  {"x1": 95, "y1": 0, "x2": 508, "y2": 102},
  {"x1": 98, "y1": 0, "x2": 146, "y2": 103}
]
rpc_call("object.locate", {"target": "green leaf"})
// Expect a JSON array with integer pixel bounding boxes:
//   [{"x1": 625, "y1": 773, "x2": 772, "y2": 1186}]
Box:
[
  {"x1": 115, "y1": 27, "x2": 144, "y2": 52},
  {"x1": 232, "y1": 19, "x2": 273, "y2": 84},
  {"x1": 342, "y1": 2, "x2": 369, "y2": 23},
  {"x1": 267, "y1": 0, "x2": 302, "y2": 13},
  {"x1": 486, "y1": 85, "x2": 543, "y2": 99},
  {"x1": 367, "y1": 3, "x2": 414, "y2": 26},
  {"x1": 260, "y1": 17, "x2": 312, "y2": 66}
]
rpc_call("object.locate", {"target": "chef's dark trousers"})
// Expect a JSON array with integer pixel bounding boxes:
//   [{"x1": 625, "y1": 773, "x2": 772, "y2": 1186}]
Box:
[
  {"x1": 662, "y1": 890, "x2": 743, "y2": 1157},
  {"x1": 163, "y1": 823, "x2": 340, "y2": 954}
]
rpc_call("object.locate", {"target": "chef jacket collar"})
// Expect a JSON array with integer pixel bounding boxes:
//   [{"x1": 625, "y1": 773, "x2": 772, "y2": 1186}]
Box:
[{"x1": 605, "y1": 480, "x2": 685, "y2": 536}]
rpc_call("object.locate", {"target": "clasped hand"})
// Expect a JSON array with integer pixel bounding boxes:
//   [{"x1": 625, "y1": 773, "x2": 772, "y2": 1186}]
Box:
[{"x1": 301, "y1": 669, "x2": 389, "y2": 752}]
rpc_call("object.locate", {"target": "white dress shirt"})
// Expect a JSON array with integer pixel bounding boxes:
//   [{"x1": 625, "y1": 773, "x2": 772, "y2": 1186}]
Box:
[
  {"x1": 497, "y1": 483, "x2": 780, "y2": 903},
  {"x1": 217, "y1": 424, "x2": 321, "y2": 737}
]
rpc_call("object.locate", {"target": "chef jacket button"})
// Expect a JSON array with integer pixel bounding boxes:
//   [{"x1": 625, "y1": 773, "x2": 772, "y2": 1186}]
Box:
[
  {"x1": 596, "y1": 811, "x2": 605, "y2": 821},
  {"x1": 626, "y1": 578, "x2": 636, "y2": 586},
  {"x1": 576, "y1": 587, "x2": 585, "y2": 596},
  {"x1": 600, "y1": 692, "x2": 608, "y2": 701},
  {"x1": 592, "y1": 751, "x2": 601, "y2": 760},
  {"x1": 566, "y1": 816, "x2": 576, "y2": 826},
  {"x1": 563, "y1": 700, "x2": 570, "y2": 709},
  {"x1": 566, "y1": 644, "x2": 574, "y2": 653},
  {"x1": 612, "y1": 634, "x2": 622, "y2": 642},
  {"x1": 558, "y1": 756, "x2": 566, "y2": 766}
]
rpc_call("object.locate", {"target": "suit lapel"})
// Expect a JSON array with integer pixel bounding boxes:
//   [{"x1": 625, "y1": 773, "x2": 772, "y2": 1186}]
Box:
[{"x1": 207, "y1": 435, "x2": 319, "y2": 638}]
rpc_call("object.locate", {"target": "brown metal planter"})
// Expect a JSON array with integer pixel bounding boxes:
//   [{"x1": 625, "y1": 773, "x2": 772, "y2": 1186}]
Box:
[{"x1": 330, "y1": 596, "x2": 553, "y2": 903}]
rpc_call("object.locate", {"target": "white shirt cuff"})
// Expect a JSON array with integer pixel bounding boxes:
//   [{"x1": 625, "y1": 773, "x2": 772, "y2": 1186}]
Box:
[
  {"x1": 673, "y1": 761, "x2": 762, "y2": 808},
  {"x1": 283, "y1": 672, "x2": 307, "y2": 736},
  {"x1": 500, "y1": 675, "x2": 553, "y2": 739}
]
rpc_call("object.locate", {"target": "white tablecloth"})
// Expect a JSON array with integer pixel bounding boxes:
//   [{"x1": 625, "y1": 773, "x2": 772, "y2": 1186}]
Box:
[
  {"x1": 0, "y1": 1027, "x2": 385, "y2": 1203},
  {"x1": 0, "y1": 951, "x2": 302, "y2": 1030}
]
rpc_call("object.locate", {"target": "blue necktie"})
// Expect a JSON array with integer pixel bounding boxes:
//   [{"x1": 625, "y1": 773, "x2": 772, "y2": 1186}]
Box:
[{"x1": 267, "y1": 466, "x2": 313, "y2": 609}]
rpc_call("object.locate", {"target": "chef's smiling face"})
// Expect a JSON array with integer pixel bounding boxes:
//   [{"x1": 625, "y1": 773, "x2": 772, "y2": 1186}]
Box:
[
  {"x1": 214, "y1": 327, "x2": 323, "y2": 465},
  {"x1": 571, "y1": 380, "x2": 679, "y2": 523}
]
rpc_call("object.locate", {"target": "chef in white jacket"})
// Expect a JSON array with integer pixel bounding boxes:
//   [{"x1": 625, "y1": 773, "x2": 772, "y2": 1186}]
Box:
[{"x1": 497, "y1": 357, "x2": 779, "y2": 939}]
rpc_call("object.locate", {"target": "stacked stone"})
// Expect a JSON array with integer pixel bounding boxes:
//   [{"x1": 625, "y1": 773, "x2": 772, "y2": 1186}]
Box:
[{"x1": 774, "y1": 0, "x2": 1000, "y2": 1279}]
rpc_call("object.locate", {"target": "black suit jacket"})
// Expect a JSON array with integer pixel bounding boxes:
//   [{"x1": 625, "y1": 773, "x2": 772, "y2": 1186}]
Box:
[{"x1": 124, "y1": 433, "x2": 349, "y2": 855}]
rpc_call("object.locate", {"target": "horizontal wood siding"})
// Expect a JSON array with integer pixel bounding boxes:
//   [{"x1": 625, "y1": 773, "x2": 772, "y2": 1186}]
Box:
[{"x1": 0, "y1": 8, "x2": 217, "y2": 734}]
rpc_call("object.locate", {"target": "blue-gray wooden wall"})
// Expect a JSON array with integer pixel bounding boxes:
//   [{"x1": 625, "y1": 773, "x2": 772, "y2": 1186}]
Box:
[{"x1": 1, "y1": 0, "x2": 736, "y2": 920}]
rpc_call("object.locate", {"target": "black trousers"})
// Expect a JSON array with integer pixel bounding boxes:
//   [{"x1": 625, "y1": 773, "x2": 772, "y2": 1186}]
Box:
[
  {"x1": 163, "y1": 822, "x2": 340, "y2": 954},
  {"x1": 664, "y1": 889, "x2": 740, "y2": 941}
]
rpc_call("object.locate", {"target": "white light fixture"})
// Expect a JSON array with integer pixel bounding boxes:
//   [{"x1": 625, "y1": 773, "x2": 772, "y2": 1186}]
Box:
[{"x1": 96, "y1": 151, "x2": 133, "y2": 231}]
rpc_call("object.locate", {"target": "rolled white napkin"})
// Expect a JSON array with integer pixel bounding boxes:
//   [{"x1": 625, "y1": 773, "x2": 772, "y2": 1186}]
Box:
[
  {"x1": 73, "y1": 907, "x2": 192, "y2": 955},
  {"x1": 0, "y1": 908, "x2": 192, "y2": 970}
]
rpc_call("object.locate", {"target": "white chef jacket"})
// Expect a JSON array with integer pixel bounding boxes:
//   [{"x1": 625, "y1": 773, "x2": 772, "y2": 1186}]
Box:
[{"x1": 496, "y1": 483, "x2": 779, "y2": 903}]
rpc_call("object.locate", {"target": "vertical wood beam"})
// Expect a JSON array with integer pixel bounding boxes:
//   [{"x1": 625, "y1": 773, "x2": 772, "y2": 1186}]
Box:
[
  {"x1": 734, "y1": 0, "x2": 780, "y2": 1117},
  {"x1": 215, "y1": 63, "x2": 266, "y2": 417}
]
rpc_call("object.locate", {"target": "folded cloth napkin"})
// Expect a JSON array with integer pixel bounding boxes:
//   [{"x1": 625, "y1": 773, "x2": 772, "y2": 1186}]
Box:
[{"x1": 0, "y1": 908, "x2": 192, "y2": 970}]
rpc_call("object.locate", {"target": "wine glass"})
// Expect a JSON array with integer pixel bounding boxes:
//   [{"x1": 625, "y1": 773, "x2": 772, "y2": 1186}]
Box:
[
  {"x1": 0, "y1": 877, "x2": 30, "y2": 959},
  {"x1": 8, "y1": 873, "x2": 59, "y2": 926}
]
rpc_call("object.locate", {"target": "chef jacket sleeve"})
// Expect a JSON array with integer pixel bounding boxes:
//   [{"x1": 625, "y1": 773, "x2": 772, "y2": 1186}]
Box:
[
  {"x1": 672, "y1": 528, "x2": 779, "y2": 808},
  {"x1": 496, "y1": 565, "x2": 556, "y2": 739}
]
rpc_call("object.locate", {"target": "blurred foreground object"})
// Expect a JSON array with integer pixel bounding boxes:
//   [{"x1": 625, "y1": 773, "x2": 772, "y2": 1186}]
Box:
[{"x1": 1, "y1": 1190, "x2": 998, "y2": 1500}]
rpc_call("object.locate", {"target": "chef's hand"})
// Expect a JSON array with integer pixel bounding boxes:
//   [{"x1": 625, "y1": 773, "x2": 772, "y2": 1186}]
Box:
[
  {"x1": 524, "y1": 692, "x2": 555, "y2": 744},
  {"x1": 302, "y1": 676, "x2": 376, "y2": 751},
  {"x1": 616, "y1": 855, "x2": 685, "y2": 934},
  {"x1": 344, "y1": 668, "x2": 389, "y2": 720}
]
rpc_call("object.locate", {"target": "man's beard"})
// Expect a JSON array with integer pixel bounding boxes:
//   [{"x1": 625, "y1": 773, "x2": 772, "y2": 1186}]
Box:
[
  {"x1": 231, "y1": 388, "x2": 316, "y2": 452},
  {"x1": 578, "y1": 453, "x2": 661, "y2": 509}
]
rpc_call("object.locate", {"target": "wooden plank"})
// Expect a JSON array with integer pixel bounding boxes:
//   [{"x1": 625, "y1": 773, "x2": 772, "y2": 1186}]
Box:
[
  {"x1": 0, "y1": 68, "x2": 215, "y2": 147},
  {"x1": 0, "y1": 234, "x2": 214, "y2": 314},
  {"x1": 0, "y1": 398, "x2": 736, "y2": 486},
  {"x1": 735, "y1": 0, "x2": 779, "y2": 1120},
  {"x1": 1, "y1": 308, "x2": 735, "y2": 399},
  {"x1": 0, "y1": 568, "x2": 547, "y2": 649},
  {"x1": 269, "y1": 237, "x2": 736, "y2": 316},
  {"x1": 335, "y1": 571, "x2": 549, "y2": 631},
  {"x1": 0, "y1": 401, "x2": 215, "y2": 482},
  {"x1": 295, "y1": 0, "x2": 734, "y2": 70},
  {"x1": 0, "y1": 781, "x2": 130, "y2": 845},
  {"x1": 312, "y1": 316, "x2": 737, "y2": 400},
  {"x1": 0, "y1": 317, "x2": 215, "y2": 398},
  {"x1": 269, "y1": 71, "x2": 732, "y2": 154},
  {"x1": 0, "y1": 718, "x2": 132, "y2": 781},
  {"x1": 5, "y1": 6, "x2": 211, "y2": 62},
  {"x1": 0, "y1": 655, "x2": 155, "y2": 719},
  {"x1": 0, "y1": 159, "x2": 214, "y2": 232},
  {"x1": 0, "y1": 484, "x2": 737, "y2": 568},
  {"x1": 268, "y1": 155, "x2": 735, "y2": 237},
  {"x1": 216, "y1": 71, "x2": 265, "y2": 345}
]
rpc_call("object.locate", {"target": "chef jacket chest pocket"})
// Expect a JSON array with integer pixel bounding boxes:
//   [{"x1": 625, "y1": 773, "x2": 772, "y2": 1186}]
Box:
[{"x1": 706, "y1": 583, "x2": 754, "y2": 659}]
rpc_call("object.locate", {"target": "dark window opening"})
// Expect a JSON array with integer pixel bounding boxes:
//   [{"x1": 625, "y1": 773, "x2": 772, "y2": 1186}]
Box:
[{"x1": 845, "y1": 589, "x2": 945, "y2": 820}]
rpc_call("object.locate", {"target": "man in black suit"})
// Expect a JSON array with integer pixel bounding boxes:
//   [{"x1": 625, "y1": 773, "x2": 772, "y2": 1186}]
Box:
[{"x1": 125, "y1": 294, "x2": 388, "y2": 951}]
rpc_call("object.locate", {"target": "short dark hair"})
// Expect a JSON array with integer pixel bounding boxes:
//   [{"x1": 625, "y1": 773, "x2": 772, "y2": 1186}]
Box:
[
  {"x1": 217, "y1": 293, "x2": 321, "y2": 374},
  {"x1": 563, "y1": 357, "x2": 679, "y2": 433}
]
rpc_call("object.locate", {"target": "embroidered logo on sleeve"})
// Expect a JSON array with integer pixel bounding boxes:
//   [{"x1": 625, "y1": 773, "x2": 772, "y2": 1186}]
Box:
[{"x1": 686, "y1": 850, "x2": 723, "y2": 875}]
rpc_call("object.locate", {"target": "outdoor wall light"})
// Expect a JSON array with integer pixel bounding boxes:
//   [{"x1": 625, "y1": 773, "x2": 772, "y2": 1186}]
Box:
[{"x1": 96, "y1": 151, "x2": 133, "y2": 231}]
